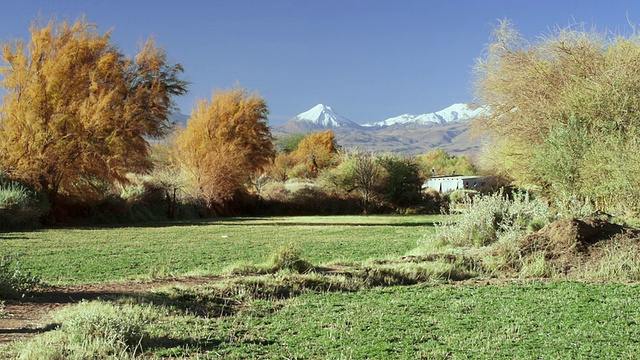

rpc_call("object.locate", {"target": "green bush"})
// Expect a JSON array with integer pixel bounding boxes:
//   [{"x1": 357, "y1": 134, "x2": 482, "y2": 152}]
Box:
[
  {"x1": 449, "y1": 189, "x2": 479, "y2": 206},
  {"x1": 0, "y1": 253, "x2": 41, "y2": 299},
  {"x1": 0, "y1": 175, "x2": 49, "y2": 230},
  {"x1": 226, "y1": 244, "x2": 314, "y2": 275},
  {"x1": 423, "y1": 189, "x2": 553, "y2": 247},
  {"x1": 378, "y1": 154, "x2": 423, "y2": 211}
]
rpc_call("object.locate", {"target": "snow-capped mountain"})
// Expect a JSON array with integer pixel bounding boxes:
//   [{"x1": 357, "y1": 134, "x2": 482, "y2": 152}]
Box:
[
  {"x1": 279, "y1": 104, "x2": 362, "y2": 132},
  {"x1": 273, "y1": 102, "x2": 487, "y2": 156},
  {"x1": 362, "y1": 103, "x2": 486, "y2": 127},
  {"x1": 294, "y1": 104, "x2": 361, "y2": 128}
]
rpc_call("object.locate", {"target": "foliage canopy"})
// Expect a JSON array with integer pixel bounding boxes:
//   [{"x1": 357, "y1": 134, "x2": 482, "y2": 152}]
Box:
[
  {"x1": 474, "y1": 20, "x2": 640, "y2": 212},
  {"x1": 291, "y1": 130, "x2": 338, "y2": 176},
  {"x1": 0, "y1": 18, "x2": 187, "y2": 217},
  {"x1": 176, "y1": 88, "x2": 274, "y2": 213}
]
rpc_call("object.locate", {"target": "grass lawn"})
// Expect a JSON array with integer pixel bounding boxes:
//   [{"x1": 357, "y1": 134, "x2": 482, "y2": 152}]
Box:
[
  {"x1": 3, "y1": 215, "x2": 640, "y2": 358},
  {"x1": 0, "y1": 215, "x2": 440, "y2": 284},
  {"x1": 148, "y1": 281, "x2": 640, "y2": 358}
]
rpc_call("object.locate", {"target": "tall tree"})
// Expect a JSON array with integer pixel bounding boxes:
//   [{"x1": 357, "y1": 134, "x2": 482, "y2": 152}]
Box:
[
  {"x1": 291, "y1": 130, "x2": 338, "y2": 177},
  {"x1": 415, "y1": 148, "x2": 476, "y2": 178},
  {"x1": 474, "y1": 20, "x2": 640, "y2": 212},
  {"x1": 176, "y1": 88, "x2": 274, "y2": 214},
  {"x1": 0, "y1": 18, "x2": 187, "y2": 217},
  {"x1": 378, "y1": 154, "x2": 423, "y2": 210}
]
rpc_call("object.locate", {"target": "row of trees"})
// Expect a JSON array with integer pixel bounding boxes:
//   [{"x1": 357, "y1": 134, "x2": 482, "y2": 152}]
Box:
[
  {"x1": 0, "y1": 18, "x2": 479, "y2": 224},
  {"x1": 173, "y1": 90, "x2": 465, "y2": 215}
]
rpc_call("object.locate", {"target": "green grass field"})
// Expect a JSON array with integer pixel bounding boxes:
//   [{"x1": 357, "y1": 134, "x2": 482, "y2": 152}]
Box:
[
  {"x1": 198, "y1": 281, "x2": 640, "y2": 359},
  {"x1": 0, "y1": 215, "x2": 439, "y2": 284},
  {"x1": 3, "y1": 215, "x2": 640, "y2": 359}
]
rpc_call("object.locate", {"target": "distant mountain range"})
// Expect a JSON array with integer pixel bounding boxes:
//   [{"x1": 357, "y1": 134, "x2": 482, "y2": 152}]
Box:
[
  {"x1": 362, "y1": 103, "x2": 487, "y2": 127},
  {"x1": 170, "y1": 103, "x2": 488, "y2": 156},
  {"x1": 274, "y1": 103, "x2": 487, "y2": 156}
]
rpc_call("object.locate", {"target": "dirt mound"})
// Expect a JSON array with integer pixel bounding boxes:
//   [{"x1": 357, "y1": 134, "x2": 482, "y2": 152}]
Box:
[{"x1": 519, "y1": 217, "x2": 640, "y2": 274}]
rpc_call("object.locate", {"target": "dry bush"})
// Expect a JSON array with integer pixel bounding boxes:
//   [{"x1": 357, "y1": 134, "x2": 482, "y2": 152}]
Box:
[
  {"x1": 424, "y1": 190, "x2": 553, "y2": 247},
  {"x1": 474, "y1": 20, "x2": 640, "y2": 214}
]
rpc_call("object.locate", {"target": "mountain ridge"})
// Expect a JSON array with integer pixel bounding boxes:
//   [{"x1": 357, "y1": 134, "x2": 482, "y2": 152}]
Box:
[
  {"x1": 274, "y1": 103, "x2": 486, "y2": 156},
  {"x1": 171, "y1": 103, "x2": 487, "y2": 157}
]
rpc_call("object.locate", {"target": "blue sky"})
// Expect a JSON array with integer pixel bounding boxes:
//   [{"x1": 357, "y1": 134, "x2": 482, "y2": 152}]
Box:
[{"x1": 1, "y1": 1, "x2": 640, "y2": 125}]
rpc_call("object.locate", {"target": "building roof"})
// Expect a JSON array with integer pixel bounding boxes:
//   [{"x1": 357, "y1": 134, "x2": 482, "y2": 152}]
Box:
[{"x1": 428, "y1": 175, "x2": 484, "y2": 180}]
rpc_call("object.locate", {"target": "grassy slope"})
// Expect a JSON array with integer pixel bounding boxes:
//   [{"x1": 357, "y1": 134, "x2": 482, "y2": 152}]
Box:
[{"x1": 0, "y1": 215, "x2": 439, "y2": 284}]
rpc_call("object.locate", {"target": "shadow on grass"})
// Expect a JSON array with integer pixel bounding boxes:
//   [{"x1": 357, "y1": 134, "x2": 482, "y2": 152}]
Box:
[
  {"x1": 13, "y1": 289, "x2": 138, "y2": 305},
  {"x1": 144, "y1": 335, "x2": 222, "y2": 355},
  {"x1": 126, "y1": 291, "x2": 241, "y2": 318},
  {"x1": 0, "y1": 235, "x2": 32, "y2": 240},
  {"x1": 65, "y1": 217, "x2": 439, "y2": 230},
  {"x1": 0, "y1": 323, "x2": 60, "y2": 336}
]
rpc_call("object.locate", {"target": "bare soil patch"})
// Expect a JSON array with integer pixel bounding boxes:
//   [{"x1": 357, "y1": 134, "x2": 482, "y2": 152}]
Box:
[
  {"x1": 0, "y1": 275, "x2": 222, "y2": 344},
  {"x1": 519, "y1": 217, "x2": 640, "y2": 274}
]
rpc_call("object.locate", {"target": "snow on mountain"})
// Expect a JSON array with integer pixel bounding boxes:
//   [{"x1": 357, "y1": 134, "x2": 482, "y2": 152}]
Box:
[
  {"x1": 362, "y1": 103, "x2": 486, "y2": 127},
  {"x1": 291, "y1": 104, "x2": 361, "y2": 128}
]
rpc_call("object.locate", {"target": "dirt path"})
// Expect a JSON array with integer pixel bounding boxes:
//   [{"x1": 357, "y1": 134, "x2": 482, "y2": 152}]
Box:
[{"x1": 0, "y1": 275, "x2": 223, "y2": 345}]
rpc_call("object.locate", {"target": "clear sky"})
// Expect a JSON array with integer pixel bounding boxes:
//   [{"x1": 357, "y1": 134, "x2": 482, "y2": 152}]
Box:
[{"x1": 1, "y1": 0, "x2": 639, "y2": 125}]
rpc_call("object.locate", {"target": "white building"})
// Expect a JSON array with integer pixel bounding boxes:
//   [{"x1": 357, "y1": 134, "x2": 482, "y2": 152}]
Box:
[{"x1": 423, "y1": 176, "x2": 485, "y2": 193}]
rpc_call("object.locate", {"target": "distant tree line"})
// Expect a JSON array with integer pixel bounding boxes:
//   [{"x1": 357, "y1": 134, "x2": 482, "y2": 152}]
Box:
[{"x1": 0, "y1": 18, "x2": 480, "y2": 227}]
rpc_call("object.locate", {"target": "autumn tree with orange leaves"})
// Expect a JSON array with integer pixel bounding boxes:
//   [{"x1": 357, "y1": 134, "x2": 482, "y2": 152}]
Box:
[
  {"x1": 290, "y1": 130, "x2": 338, "y2": 177},
  {"x1": 0, "y1": 18, "x2": 187, "y2": 220},
  {"x1": 176, "y1": 88, "x2": 275, "y2": 214}
]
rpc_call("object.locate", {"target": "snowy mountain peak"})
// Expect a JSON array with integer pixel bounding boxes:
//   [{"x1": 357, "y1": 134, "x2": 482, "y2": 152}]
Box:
[
  {"x1": 292, "y1": 104, "x2": 360, "y2": 128},
  {"x1": 362, "y1": 103, "x2": 486, "y2": 127}
]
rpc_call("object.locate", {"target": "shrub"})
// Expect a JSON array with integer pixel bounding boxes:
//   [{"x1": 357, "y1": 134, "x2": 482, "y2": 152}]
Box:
[
  {"x1": 0, "y1": 253, "x2": 41, "y2": 299},
  {"x1": 448, "y1": 189, "x2": 479, "y2": 206},
  {"x1": 422, "y1": 189, "x2": 553, "y2": 247},
  {"x1": 0, "y1": 175, "x2": 49, "y2": 230},
  {"x1": 577, "y1": 237, "x2": 640, "y2": 281},
  {"x1": 14, "y1": 301, "x2": 157, "y2": 359},
  {"x1": 267, "y1": 244, "x2": 313, "y2": 273},
  {"x1": 260, "y1": 182, "x2": 289, "y2": 202},
  {"x1": 226, "y1": 244, "x2": 314, "y2": 275},
  {"x1": 422, "y1": 188, "x2": 449, "y2": 214}
]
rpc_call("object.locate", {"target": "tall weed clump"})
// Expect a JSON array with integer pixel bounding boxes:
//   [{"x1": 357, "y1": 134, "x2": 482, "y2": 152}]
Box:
[
  {"x1": 424, "y1": 190, "x2": 553, "y2": 247},
  {"x1": 14, "y1": 301, "x2": 158, "y2": 359},
  {"x1": 0, "y1": 253, "x2": 40, "y2": 299},
  {"x1": 577, "y1": 238, "x2": 640, "y2": 281},
  {"x1": 0, "y1": 174, "x2": 49, "y2": 230},
  {"x1": 226, "y1": 244, "x2": 314, "y2": 275}
]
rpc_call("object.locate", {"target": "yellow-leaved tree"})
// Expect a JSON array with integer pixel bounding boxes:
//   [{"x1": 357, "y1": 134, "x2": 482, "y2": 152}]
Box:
[
  {"x1": 290, "y1": 130, "x2": 338, "y2": 177},
  {"x1": 474, "y1": 20, "x2": 640, "y2": 212},
  {"x1": 176, "y1": 88, "x2": 275, "y2": 215},
  {"x1": 0, "y1": 18, "x2": 188, "y2": 219}
]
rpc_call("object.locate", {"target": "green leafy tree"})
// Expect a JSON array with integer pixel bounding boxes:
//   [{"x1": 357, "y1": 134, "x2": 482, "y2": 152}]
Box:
[
  {"x1": 415, "y1": 148, "x2": 476, "y2": 178},
  {"x1": 323, "y1": 150, "x2": 385, "y2": 214},
  {"x1": 378, "y1": 155, "x2": 423, "y2": 210},
  {"x1": 276, "y1": 133, "x2": 307, "y2": 154}
]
